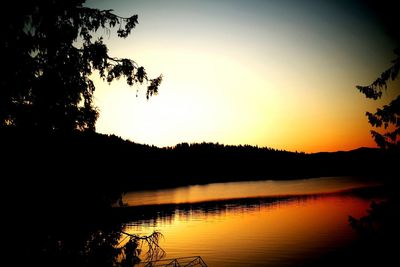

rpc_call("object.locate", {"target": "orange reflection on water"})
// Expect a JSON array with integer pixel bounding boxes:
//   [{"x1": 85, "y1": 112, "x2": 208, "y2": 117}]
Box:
[
  {"x1": 123, "y1": 176, "x2": 379, "y2": 206},
  {"x1": 126, "y1": 194, "x2": 373, "y2": 266}
]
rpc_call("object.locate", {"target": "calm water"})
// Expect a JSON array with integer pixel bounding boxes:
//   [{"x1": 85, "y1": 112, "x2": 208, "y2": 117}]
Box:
[{"x1": 121, "y1": 177, "x2": 380, "y2": 266}]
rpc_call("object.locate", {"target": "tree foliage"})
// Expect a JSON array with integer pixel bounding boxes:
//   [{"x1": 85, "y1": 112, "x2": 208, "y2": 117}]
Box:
[
  {"x1": 29, "y1": 215, "x2": 164, "y2": 267},
  {"x1": 356, "y1": 49, "x2": 400, "y2": 149},
  {"x1": 1, "y1": 0, "x2": 161, "y2": 132},
  {"x1": 119, "y1": 231, "x2": 165, "y2": 266}
]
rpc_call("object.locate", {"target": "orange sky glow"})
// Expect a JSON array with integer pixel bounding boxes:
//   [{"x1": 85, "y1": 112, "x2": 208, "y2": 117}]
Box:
[{"x1": 86, "y1": 0, "x2": 399, "y2": 152}]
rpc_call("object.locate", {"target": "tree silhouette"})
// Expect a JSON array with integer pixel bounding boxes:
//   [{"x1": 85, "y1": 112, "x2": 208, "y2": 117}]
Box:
[
  {"x1": 356, "y1": 50, "x2": 400, "y2": 149},
  {"x1": 352, "y1": 5, "x2": 399, "y2": 263},
  {"x1": 356, "y1": 0, "x2": 400, "y2": 150},
  {"x1": 1, "y1": 0, "x2": 161, "y2": 132},
  {"x1": 2, "y1": 1, "x2": 164, "y2": 266}
]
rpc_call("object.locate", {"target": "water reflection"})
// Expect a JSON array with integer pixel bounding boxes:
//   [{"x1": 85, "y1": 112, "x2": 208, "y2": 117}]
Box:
[
  {"x1": 123, "y1": 176, "x2": 379, "y2": 206},
  {"x1": 117, "y1": 196, "x2": 298, "y2": 226},
  {"x1": 118, "y1": 192, "x2": 377, "y2": 267}
]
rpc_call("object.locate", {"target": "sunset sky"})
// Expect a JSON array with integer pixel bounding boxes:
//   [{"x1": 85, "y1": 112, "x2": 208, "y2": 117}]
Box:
[{"x1": 85, "y1": 0, "x2": 398, "y2": 152}]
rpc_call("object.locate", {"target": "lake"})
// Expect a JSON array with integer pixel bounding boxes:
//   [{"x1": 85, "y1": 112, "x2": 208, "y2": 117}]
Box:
[{"x1": 120, "y1": 177, "x2": 381, "y2": 266}]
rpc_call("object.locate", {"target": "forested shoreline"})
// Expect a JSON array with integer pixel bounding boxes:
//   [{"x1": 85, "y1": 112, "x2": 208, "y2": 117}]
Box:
[{"x1": 2, "y1": 129, "x2": 397, "y2": 195}]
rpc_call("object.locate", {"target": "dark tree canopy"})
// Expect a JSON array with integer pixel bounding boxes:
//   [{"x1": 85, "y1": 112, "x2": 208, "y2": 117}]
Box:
[
  {"x1": 1, "y1": 0, "x2": 161, "y2": 132},
  {"x1": 356, "y1": 50, "x2": 400, "y2": 149},
  {"x1": 356, "y1": 1, "x2": 400, "y2": 150}
]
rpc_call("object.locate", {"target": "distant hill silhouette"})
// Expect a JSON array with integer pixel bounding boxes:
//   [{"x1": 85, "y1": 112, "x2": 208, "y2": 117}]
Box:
[{"x1": 2, "y1": 129, "x2": 397, "y2": 196}]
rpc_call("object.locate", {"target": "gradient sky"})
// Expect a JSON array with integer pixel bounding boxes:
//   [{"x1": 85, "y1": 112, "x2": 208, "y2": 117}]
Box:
[{"x1": 85, "y1": 0, "x2": 398, "y2": 152}]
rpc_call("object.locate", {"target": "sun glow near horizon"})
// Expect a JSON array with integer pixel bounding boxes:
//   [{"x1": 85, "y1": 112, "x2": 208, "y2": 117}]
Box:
[{"x1": 88, "y1": 0, "x2": 398, "y2": 153}]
